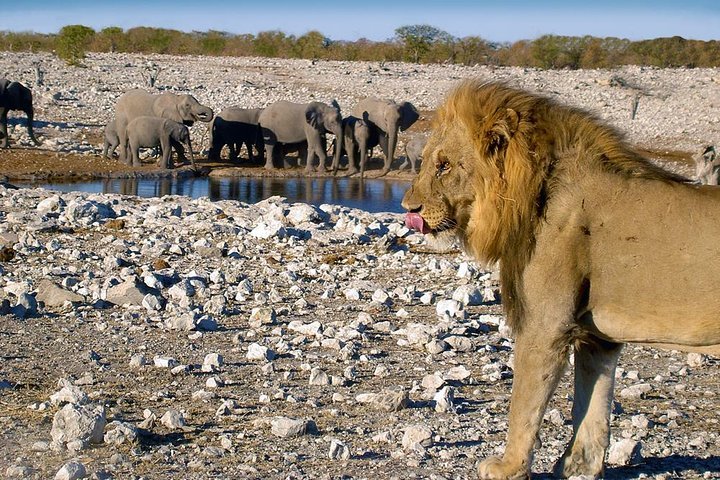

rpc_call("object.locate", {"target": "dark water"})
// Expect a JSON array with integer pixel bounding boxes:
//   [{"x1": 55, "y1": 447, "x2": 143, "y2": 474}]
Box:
[{"x1": 17, "y1": 176, "x2": 411, "y2": 213}]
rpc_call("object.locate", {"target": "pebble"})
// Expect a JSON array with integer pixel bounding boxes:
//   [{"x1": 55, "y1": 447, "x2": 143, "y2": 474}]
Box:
[
  {"x1": 270, "y1": 417, "x2": 312, "y2": 437},
  {"x1": 402, "y1": 424, "x2": 434, "y2": 450}
]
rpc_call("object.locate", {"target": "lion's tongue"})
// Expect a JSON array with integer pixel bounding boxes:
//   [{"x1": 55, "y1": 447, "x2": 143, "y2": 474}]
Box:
[{"x1": 405, "y1": 213, "x2": 430, "y2": 234}]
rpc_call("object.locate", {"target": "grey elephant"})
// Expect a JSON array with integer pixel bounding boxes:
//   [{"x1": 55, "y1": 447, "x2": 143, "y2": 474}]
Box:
[
  {"x1": 335, "y1": 113, "x2": 379, "y2": 177},
  {"x1": 258, "y1": 100, "x2": 343, "y2": 173},
  {"x1": 208, "y1": 107, "x2": 264, "y2": 163},
  {"x1": 350, "y1": 98, "x2": 419, "y2": 175},
  {"x1": 694, "y1": 145, "x2": 719, "y2": 185},
  {"x1": 0, "y1": 78, "x2": 40, "y2": 148},
  {"x1": 102, "y1": 118, "x2": 120, "y2": 159},
  {"x1": 114, "y1": 89, "x2": 213, "y2": 165},
  {"x1": 124, "y1": 116, "x2": 194, "y2": 170},
  {"x1": 401, "y1": 135, "x2": 428, "y2": 174}
]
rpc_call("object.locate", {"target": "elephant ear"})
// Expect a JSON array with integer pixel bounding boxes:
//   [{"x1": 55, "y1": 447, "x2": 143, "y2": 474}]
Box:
[
  {"x1": 399, "y1": 102, "x2": 420, "y2": 131},
  {"x1": 305, "y1": 107, "x2": 321, "y2": 129}
]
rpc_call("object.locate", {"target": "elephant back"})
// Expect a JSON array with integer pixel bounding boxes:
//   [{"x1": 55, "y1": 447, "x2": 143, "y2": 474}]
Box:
[{"x1": 116, "y1": 89, "x2": 156, "y2": 121}]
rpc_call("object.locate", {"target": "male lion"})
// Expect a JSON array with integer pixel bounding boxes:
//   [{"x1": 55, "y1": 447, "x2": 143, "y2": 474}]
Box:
[{"x1": 402, "y1": 80, "x2": 720, "y2": 479}]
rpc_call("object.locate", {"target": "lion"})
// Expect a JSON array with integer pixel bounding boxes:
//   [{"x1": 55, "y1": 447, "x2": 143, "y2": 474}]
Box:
[{"x1": 402, "y1": 80, "x2": 720, "y2": 479}]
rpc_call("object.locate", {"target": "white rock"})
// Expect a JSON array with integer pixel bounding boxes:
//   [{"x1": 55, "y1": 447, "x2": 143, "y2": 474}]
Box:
[
  {"x1": 607, "y1": 438, "x2": 642, "y2": 466},
  {"x1": 328, "y1": 438, "x2": 351, "y2": 460},
  {"x1": 160, "y1": 409, "x2": 186, "y2": 429},
  {"x1": 54, "y1": 460, "x2": 87, "y2": 480},
  {"x1": 153, "y1": 356, "x2": 179, "y2": 369},
  {"x1": 433, "y1": 386, "x2": 456, "y2": 413},
  {"x1": 435, "y1": 299, "x2": 464, "y2": 318},
  {"x1": 270, "y1": 417, "x2": 311, "y2": 437},
  {"x1": 402, "y1": 424, "x2": 433, "y2": 450},
  {"x1": 51, "y1": 403, "x2": 106, "y2": 448},
  {"x1": 247, "y1": 343, "x2": 275, "y2": 361}
]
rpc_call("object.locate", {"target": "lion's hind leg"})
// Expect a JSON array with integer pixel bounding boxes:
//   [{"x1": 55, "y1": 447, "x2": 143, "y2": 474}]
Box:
[{"x1": 554, "y1": 337, "x2": 623, "y2": 478}]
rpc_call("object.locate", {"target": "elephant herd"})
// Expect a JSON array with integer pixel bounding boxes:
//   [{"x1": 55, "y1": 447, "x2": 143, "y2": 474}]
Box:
[
  {"x1": 108, "y1": 91, "x2": 423, "y2": 176},
  {"x1": 1, "y1": 76, "x2": 425, "y2": 177}
]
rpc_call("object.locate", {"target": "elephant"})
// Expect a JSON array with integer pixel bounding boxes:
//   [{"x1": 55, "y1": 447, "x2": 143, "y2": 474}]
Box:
[
  {"x1": 400, "y1": 134, "x2": 428, "y2": 174},
  {"x1": 208, "y1": 107, "x2": 264, "y2": 163},
  {"x1": 334, "y1": 113, "x2": 379, "y2": 177},
  {"x1": 258, "y1": 100, "x2": 343, "y2": 173},
  {"x1": 124, "y1": 116, "x2": 194, "y2": 170},
  {"x1": 350, "y1": 98, "x2": 419, "y2": 175},
  {"x1": 114, "y1": 89, "x2": 213, "y2": 165},
  {"x1": 0, "y1": 78, "x2": 40, "y2": 148},
  {"x1": 103, "y1": 118, "x2": 120, "y2": 159}
]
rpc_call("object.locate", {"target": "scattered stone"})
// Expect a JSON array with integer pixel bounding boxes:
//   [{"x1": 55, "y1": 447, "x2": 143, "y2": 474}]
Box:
[
  {"x1": 247, "y1": 343, "x2": 275, "y2": 361},
  {"x1": 249, "y1": 307, "x2": 276, "y2": 328},
  {"x1": 54, "y1": 460, "x2": 87, "y2": 480},
  {"x1": 607, "y1": 438, "x2": 643, "y2": 466},
  {"x1": 270, "y1": 417, "x2": 313, "y2": 437},
  {"x1": 36, "y1": 279, "x2": 84, "y2": 307},
  {"x1": 402, "y1": 424, "x2": 433, "y2": 450},
  {"x1": 160, "y1": 409, "x2": 186, "y2": 429},
  {"x1": 51, "y1": 403, "x2": 106, "y2": 449},
  {"x1": 328, "y1": 438, "x2": 351, "y2": 460},
  {"x1": 104, "y1": 421, "x2": 139, "y2": 446},
  {"x1": 356, "y1": 388, "x2": 409, "y2": 411}
]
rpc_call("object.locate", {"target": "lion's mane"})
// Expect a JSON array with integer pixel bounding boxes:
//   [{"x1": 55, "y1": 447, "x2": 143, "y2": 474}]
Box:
[{"x1": 435, "y1": 81, "x2": 689, "y2": 330}]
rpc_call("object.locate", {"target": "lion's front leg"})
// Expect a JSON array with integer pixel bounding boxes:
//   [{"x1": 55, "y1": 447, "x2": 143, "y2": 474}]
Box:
[
  {"x1": 553, "y1": 338, "x2": 623, "y2": 479},
  {"x1": 477, "y1": 330, "x2": 571, "y2": 480}
]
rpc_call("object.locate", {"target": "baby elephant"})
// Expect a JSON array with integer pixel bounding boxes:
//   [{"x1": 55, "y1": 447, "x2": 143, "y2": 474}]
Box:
[
  {"x1": 103, "y1": 118, "x2": 120, "y2": 159},
  {"x1": 401, "y1": 135, "x2": 428, "y2": 174},
  {"x1": 124, "y1": 116, "x2": 194, "y2": 170}
]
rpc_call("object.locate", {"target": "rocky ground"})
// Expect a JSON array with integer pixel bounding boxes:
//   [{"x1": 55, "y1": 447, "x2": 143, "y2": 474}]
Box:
[{"x1": 0, "y1": 52, "x2": 719, "y2": 480}]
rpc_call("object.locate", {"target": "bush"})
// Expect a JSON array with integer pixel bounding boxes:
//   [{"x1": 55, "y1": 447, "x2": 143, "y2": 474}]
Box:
[{"x1": 56, "y1": 24, "x2": 95, "y2": 66}]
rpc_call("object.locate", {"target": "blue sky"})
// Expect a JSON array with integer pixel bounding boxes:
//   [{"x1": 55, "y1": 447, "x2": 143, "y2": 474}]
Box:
[{"x1": 1, "y1": 0, "x2": 718, "y2": 43}]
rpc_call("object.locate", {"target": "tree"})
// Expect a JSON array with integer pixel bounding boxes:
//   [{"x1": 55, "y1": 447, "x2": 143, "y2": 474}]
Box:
[
  {"x1": 56, "y1": 24, "x2": 95, "y2": 66},
  {"x1": 395, "y1": 24, "x2": 454, "y2": 63}
]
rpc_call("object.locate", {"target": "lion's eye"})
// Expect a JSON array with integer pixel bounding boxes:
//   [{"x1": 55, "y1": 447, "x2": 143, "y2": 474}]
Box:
[{"x1": 435, "y1": 159, "x2": 450, "y2": 178}]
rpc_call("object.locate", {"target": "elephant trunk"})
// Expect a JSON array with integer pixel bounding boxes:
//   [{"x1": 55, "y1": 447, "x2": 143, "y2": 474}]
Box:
[
  {"x1": 186, "y1": 139, "x2": 196, "y2": 171},
  {"x1": 195, "y1": 105, "x2": 214, "y2": 123},
  {"x1": 332, "y1": 128, "x2": 343, "y2": 173},
  {"x1": 383, "y1": 129, "x2": 398, "y2": 176}
]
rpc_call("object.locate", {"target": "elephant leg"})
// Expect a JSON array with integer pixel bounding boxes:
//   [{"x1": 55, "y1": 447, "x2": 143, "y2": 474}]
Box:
[
  {"x1": 554, "y1": 339, "x2": 623, "y2": 478},
  {"x1": 102, "y1": 140, "x2": 109, "y2": 159},
  {"x1": 130, "y1": 142, "x2": 141, "y2": 168},
  {"x1": 477, "y1": 326, "x2": 570, "y2": 480},
  {"x1": 160, "y1": 139, "x2": 172, "y2": 169},
  {"x1": 25, "y1": 110, "x2": 40, "y2": 145},
  {"x1": 304, "y1": 147, "x2": 315, "y2": 173},
  {"x1": 345, "y1": 145, "x2": 358, "y2": 175},
  {"x1": 264, "y1": 142, "x2": 276, "y2": 170},
  {"x1": 173, "y1": 142, "x2": 187, "y2": 164},
  {"x1": 0, "y1": 109, "x2": 9, "y2": 148}
]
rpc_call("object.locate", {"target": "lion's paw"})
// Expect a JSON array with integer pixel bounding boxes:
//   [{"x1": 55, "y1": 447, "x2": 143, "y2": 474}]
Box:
[
  {"x1": 477, "y1": 456, "x2": 528, "y2": 480},
  {"x1": 553, "y1": 451, "x2": 603, "y2": 479}
]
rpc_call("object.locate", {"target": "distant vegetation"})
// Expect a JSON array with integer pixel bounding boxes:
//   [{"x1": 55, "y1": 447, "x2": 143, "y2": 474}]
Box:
[{"x1": 1, "y1": 24, "x2": 719, "y2": 69}]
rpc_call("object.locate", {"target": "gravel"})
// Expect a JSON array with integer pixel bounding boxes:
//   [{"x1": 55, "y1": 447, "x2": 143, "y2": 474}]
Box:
[{"x1": 0, "y1": 51, "x2": 718, "y2": 479}]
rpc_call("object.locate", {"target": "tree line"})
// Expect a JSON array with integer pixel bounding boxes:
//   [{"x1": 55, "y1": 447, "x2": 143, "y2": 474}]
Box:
[{"x1": 1, "y1": 24, "x2": 719, "y2": 69}]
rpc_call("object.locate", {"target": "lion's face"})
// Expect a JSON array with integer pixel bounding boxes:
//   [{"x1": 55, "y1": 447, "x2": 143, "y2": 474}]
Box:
[{"x1": 401, "y1": 119, "x2": 478, "y2": 242}]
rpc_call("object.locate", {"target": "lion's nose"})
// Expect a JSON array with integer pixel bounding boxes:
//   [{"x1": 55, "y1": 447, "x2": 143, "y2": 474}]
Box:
[{"x1": 401, "y1": 187, "x2": 421, "y2": 212}]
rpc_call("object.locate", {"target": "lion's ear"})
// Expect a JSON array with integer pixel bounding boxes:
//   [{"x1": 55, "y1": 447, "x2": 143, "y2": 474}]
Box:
[{"x1": 486, "y1": 108, "x2": 519, "y2": 156}]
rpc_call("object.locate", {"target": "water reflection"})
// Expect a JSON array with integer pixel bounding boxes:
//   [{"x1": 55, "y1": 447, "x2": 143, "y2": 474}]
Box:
[{"x1": 19, "y1": 176, "x2": 410, "y2": 213}]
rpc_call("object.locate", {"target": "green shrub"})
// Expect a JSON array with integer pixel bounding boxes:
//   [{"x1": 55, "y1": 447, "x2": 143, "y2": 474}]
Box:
[{"x1": 56, "y1": 24, "x2": 95, "y2": 66}]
